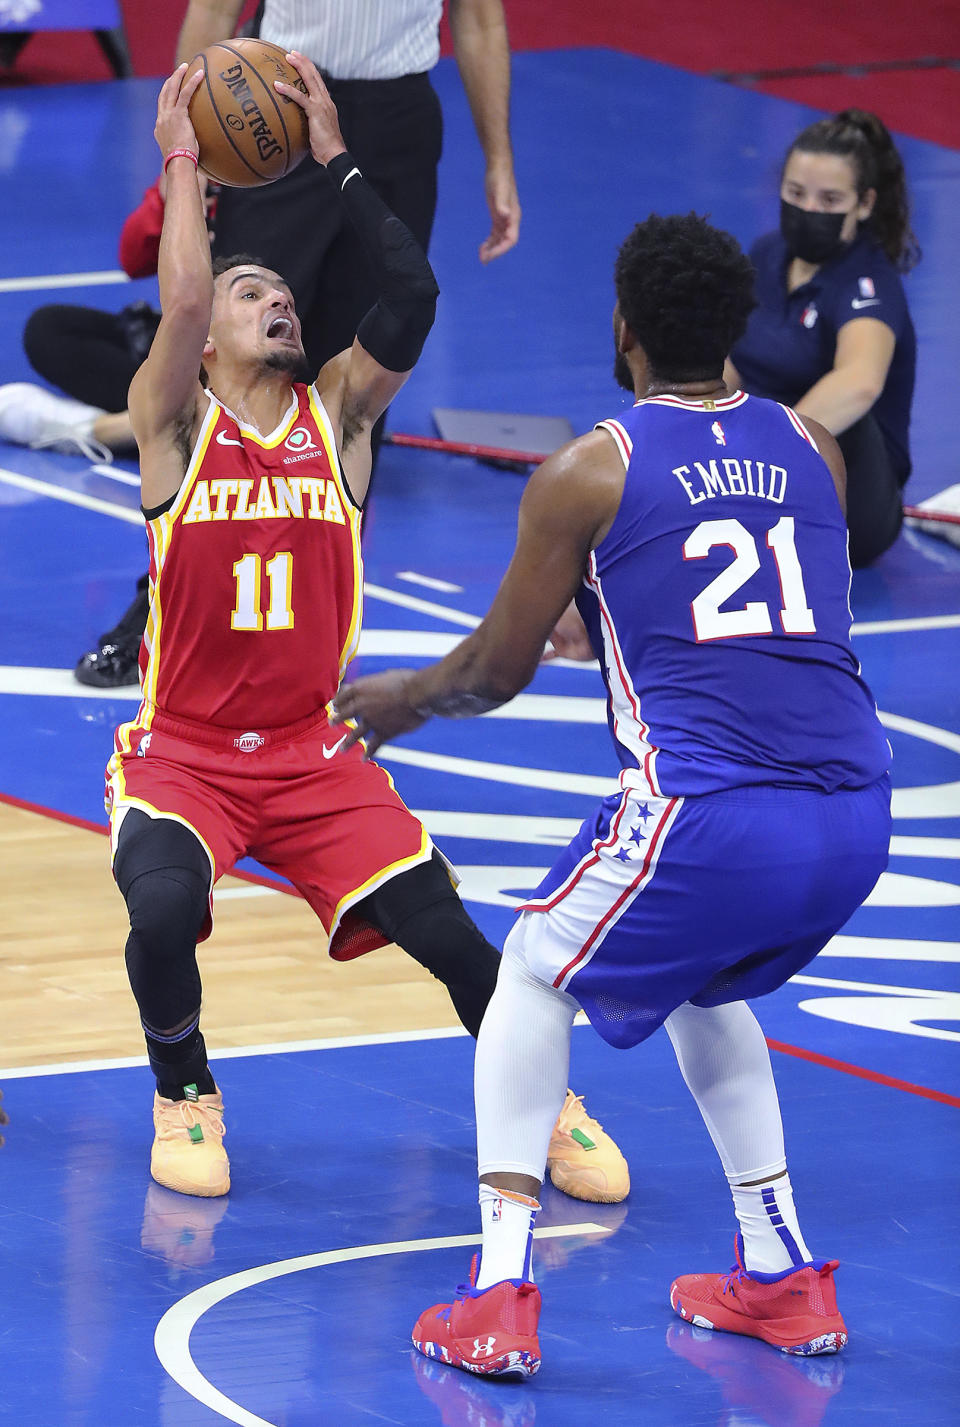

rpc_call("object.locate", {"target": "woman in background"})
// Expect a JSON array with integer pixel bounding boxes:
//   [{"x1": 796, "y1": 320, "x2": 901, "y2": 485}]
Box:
[{"x1": 728, "y1": 109, "x2": 920, "y2": 566}]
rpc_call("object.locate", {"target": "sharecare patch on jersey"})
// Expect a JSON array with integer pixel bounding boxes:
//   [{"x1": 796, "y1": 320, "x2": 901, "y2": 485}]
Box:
[{"x1": 180, "y1": 474, "x2": 347, "y2": 525}]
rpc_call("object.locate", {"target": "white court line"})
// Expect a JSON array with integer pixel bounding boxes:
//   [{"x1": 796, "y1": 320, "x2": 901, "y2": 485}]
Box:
[
  {"x1": 396, "y1": 570, "x2": 464, "y2": 593},
  {"x1": 852, "y1": 613, "x2": 960, "y2": 636},
  {"x1": 0, "y1": 1025, "x2": 471, "y2": 1079},
  {"x1": 155, "y1": 1223, "x2": 613, "y2": 1427},
  {"x1": 364, "y1": 580, "x2": 481, "y2": 628},
  {"x1": 0, "y1": 270, "x2": 130, "y2": 293},
  {"x1": 0, "y1": 466, "x2": 142, "y2": 524},
  {"x1": 820, "y1": 936, "x2": 960, "y2": 964},
  {"x1": 890, "y1": 835, "x2": 960, "y2": 860},
  {"x1": 791, "y1": 972, "x2": 955, "y2": 997},
  {"x1": 90, "y1": 464, "x2": 140, "y2": 486},
  {"x1": 379, "y1": 743, "x2": 613, "y2": 796}
]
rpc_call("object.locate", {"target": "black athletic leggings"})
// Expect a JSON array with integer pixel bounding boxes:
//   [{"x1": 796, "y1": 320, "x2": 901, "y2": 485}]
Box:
[
  {"x1": 838, "y1": 413, "x2": 906, "y2": 568},
  {"x1": 23, "y1": 302, "x2": 159, "y2": 413},
  {"x1": 114, "y1": 811, "x2": 500, "y2": 1074}
]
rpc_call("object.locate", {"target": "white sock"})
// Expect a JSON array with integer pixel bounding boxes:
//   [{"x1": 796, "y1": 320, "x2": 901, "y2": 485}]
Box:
[
  {"x1": 475, "y1": 1184, "x2": 540, "y2": 1288},
  {"x1": 730, "y1": 1171, "x2": 811, "y2": 1273},
  {"x1": 664, "y1": 999, "x2": 814, "y2": 1273}
]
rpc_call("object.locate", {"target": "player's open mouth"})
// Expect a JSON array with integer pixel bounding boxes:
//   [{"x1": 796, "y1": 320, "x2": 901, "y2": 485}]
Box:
[{"x1": 266, "y1": 316, "x2": 295, "y2": 341}]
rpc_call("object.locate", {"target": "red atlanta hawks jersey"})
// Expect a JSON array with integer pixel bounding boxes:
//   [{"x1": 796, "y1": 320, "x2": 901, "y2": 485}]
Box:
[{"x1": 138, "y1": 383, "x2": 362, "y2": 728}]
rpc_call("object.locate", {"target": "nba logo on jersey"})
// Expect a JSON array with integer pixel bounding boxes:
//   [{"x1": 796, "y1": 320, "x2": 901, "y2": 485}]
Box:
[
  {"x1": 711, "y1": 421, "x2": 726, "y2": 446},
  {"x1": 136, "y1": 733, "x2": 152, "y2": 758},
  {"x1": 858, "y1": 277, "x2": 876, "y2": 298},
  {"x1": 801, "y1": 304, "x2": 818, "y2": 329}
]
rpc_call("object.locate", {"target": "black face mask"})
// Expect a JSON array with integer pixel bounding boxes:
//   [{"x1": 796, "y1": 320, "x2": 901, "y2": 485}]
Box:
[{"x1": 779, "y1": 198, "x2": 849, "y2": 265}]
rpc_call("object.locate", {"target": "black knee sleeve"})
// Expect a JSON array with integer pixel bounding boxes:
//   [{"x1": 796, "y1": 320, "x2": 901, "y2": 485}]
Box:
[
  {"x1": 114, "y1": 810, "x2": 210, "y2": 1034},
  {"x1": 359, "y1": 854, "x2": 501, "y2": 1037}
]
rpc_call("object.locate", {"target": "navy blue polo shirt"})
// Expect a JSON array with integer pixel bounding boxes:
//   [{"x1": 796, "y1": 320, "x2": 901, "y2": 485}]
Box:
[{"x1": 731, "y1": 229, "x2": 916, "y2": 476}]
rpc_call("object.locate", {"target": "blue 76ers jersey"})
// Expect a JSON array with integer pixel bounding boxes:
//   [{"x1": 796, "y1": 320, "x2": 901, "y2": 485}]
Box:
[{"x1": 582, "y1": 391, "x2": 891, "y2": 796}]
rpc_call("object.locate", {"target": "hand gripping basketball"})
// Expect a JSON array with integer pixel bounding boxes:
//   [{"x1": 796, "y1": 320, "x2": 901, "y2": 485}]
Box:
[
  {"x1": 155, "y1": 64, "x2": 205, "y2": 168},
  {"x1": 273, "y1": 51, "x2": 347, "y2": 168}
]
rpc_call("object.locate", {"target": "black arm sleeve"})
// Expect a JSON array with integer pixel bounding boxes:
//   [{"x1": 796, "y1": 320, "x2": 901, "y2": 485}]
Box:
[{"x1": 327, "y1": 150, "x2": 439, "y2": 373}]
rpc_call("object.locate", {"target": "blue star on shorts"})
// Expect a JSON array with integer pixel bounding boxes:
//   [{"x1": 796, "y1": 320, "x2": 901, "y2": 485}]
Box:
[
  {"x1": 628, "y1": 825, "x2": 647, "y2": 845},
  {"x1": 634, "y1": 802, "x2": 653, "y2": 823},
  {"x1": 615, "y1": 846, "x2": 632, "y2": 862}
]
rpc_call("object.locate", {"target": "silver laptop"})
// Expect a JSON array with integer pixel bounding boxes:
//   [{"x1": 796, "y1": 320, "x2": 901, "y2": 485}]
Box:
[{"x1": 432, "y1": 407, "x2": 575, "y2": 458}]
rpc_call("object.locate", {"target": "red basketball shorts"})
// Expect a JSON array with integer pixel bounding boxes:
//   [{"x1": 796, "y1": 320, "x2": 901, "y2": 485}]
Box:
[{"x1": 105, "y1": 706, "x2": 434, "y2": 959}]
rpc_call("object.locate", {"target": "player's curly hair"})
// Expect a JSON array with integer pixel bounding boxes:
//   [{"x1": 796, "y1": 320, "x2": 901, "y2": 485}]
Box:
[
  {"x1": 614, "y1": 214, "x2": 756, "y2": 383},
  {"x1": 785, "y1": 110, "x2": 920, "y2": 271}
]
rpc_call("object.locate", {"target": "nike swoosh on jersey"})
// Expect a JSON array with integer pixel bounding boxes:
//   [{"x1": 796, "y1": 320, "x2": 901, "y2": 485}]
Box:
[
  {"x1": 851, "y1": 297, "x2": 881, "y2": 308},
  {"x1": 216, "y1": 430, "x2": 244, "y2": 447},
  {"x1": 321, "y1": 736, "x2": 347, "y2": 758}
]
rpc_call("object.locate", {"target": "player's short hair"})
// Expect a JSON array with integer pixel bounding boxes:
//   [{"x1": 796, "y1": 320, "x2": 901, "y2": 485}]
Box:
[
  {"x1": 614, "y1": 213, "x2": 756, "y2": 382},
  {"x1": 201, "y1": 254, "x2": 280, "y2": 383},
  {"x1": 211, "y1": 252, "x2": 268, "y2": 280}
]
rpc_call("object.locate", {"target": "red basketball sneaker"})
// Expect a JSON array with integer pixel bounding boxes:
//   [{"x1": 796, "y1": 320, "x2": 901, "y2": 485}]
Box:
[
  {"x1": 412, "y1": 1255, "x2": 542, "y2": 1380},
  {"x1": 670, "y1": 1235, "x2": 848, "y2": 1356}
]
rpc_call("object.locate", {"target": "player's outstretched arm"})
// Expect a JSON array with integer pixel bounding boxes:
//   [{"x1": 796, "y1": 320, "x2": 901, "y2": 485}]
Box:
[
  {"x1": 129, "y1": 65, "x2": 212, "y2": 508},
  {"x1": 332, "y1": 431, "x2": 625, "y2": 756},
  {"x1": 276, "y1": 53, "x2": 439, "y2": 500}
]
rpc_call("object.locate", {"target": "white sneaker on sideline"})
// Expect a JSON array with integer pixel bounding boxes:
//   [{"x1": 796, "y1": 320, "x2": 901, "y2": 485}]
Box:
[{"x1": 0, "y1": 382, "x2": 112, "y2": 463}]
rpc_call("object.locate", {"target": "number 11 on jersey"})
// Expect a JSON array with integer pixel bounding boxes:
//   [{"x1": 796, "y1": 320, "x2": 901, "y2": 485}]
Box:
[{"x1": 231, "y1": 552, "x2": 294, "y2": 631}]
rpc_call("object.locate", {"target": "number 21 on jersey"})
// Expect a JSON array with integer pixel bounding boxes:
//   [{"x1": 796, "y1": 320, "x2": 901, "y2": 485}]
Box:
[
  {"x1": 231, "y1": 552, "x2": 294, "y2": 631},
  {"x1": 683, "y1": 516, "x2": 816, "y2": 641}
]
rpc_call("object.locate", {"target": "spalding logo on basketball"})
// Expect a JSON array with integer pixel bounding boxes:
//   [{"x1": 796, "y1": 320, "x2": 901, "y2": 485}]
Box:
[{"x1": 186, "y1": 38, "x2": 310, "y2": 188}]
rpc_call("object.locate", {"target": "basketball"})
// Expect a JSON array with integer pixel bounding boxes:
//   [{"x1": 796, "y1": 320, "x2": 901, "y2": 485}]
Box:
[{"x1": 185, "y1": 38, "x2": 311, "y2": 188}]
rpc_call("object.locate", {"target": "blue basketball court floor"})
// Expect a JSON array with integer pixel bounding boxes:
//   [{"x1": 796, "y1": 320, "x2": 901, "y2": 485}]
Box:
[{"x1": 0, "y1": 48, "x2": 958, "y2": 1427}]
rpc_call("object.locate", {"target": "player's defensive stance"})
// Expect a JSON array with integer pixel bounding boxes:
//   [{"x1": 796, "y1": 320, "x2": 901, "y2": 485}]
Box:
[
  {"x1": 106, "y1": 62, "x2": 627, "y2": 1204},
  {"x1": 333, "y1": 213, "x2": 892, "y2": 1373}
]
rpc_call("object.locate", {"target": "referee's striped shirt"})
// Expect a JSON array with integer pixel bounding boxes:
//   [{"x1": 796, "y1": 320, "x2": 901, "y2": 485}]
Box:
[{"x1": 259, "y1": 0, "x2": 445, "y2": 80}]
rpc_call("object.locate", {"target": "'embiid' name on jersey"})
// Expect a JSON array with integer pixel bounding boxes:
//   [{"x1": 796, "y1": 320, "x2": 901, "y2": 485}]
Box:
[{"x1": 673, "y1": 457, "x2": 787, "y2": 505}]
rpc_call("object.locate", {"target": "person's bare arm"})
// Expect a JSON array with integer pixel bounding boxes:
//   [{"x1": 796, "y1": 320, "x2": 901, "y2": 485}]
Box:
[
  {"x1": 128, "y1": 66, "x2": 211, "y2": 510},
  {"x1": 795, "y1": 318, "x2": 895, "y2": 436},
  {"x1": 276, "y1": 53, "x2": 438, "y2": 506},
  {"x1": 332, "y1": 431, "x2": 625, "y2": 755},
  {"x1": 175, "y1": 0, "x2": 245, "y2": 63},
  {"x1": 449, "y1": 0, "x2": 520, "y2": 262}
]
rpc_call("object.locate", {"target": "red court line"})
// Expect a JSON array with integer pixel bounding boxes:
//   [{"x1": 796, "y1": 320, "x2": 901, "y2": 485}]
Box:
[
  {"x1": 0, "y1": 790, "x2": 299, "y2": 896},
  {"x1": 766, "y1": 1037, "x2": 960, "y2": 1109}
]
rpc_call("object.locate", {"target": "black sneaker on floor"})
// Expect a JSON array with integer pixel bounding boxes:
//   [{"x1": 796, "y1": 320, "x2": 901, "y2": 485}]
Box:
[
  {"x1": 74, "y1": 576, "x2": 148, "y2": 688},
  {"x1": 75, "y1": 640, "x2": 141, "y2": 687}
]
